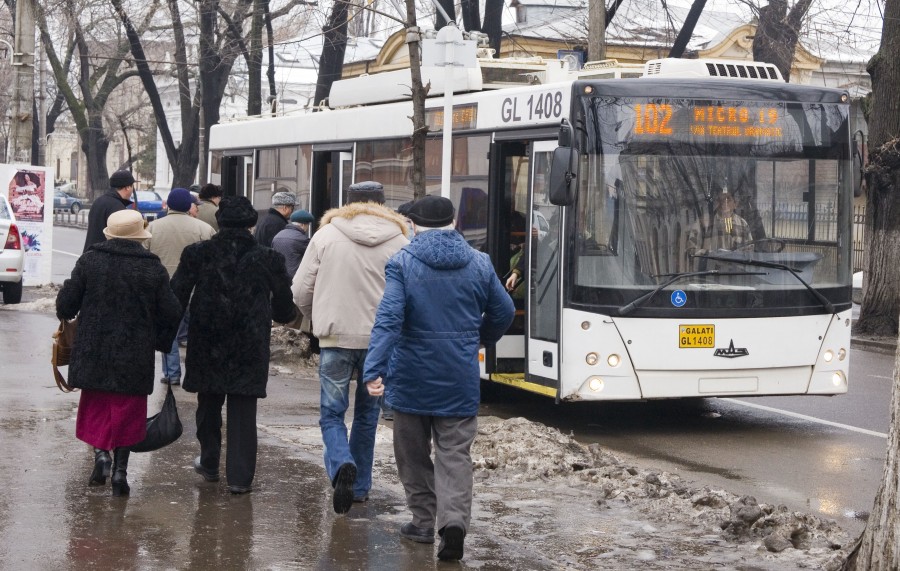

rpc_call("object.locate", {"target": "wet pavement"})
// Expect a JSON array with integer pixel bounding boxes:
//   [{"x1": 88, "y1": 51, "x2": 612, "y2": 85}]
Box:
[{"x1": 0, "y1": 310, "x2": 586, "y2": 570}]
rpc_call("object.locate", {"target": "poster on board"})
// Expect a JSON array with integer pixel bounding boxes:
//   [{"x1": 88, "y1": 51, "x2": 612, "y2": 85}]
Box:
[{"x1": 2, "y1": 164, "x2": 54, "y2": 286}]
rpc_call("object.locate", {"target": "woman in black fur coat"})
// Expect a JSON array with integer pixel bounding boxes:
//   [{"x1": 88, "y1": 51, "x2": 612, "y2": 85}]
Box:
[
  {"x1": 56, "y1": 209, "x2": 182, "y2": 496},
  {"x1": 171, "y1": 195, "x2": 296, "y2": 494}
]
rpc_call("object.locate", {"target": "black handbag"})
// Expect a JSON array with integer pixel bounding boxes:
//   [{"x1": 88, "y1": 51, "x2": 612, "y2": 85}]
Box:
[{"x1": 130, "y1": 383, "x2": 183, "y2": 453}]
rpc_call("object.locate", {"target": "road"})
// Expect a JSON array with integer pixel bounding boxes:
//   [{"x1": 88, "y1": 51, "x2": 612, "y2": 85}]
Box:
[{"x1": 38, "y1": 224, "x2": 898, "y2": 539}]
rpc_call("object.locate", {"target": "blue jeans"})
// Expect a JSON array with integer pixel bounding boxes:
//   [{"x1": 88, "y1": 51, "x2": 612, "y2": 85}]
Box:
[
  {"x1": 177, "y1": 307, "x2": 190, "y2": 344},
  {"x1": 161, "y1": 337, "x2": 181, "y2": 381},
  {"x1": 161, "y1": 339, "x2": 181, "y2": 381},
  {"x1": 318, "y1": 348, "x2": 380, "y2": 498}
]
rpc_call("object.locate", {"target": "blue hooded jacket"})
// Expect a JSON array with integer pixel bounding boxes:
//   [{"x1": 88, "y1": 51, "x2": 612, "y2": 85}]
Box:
[{"x1": 363, "y1": 229, "x2": 515, "y2": 417}]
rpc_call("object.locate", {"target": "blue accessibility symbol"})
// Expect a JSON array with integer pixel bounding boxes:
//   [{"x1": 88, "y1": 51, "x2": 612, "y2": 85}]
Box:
[{"x1": 671, "y1": 290, "x2": 687, "y2": 307}]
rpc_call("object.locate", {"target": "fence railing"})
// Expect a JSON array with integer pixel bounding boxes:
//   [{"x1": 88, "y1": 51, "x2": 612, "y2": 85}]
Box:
[
  {"x1": 853, "y1": 204, "x2": 867, "y2": 274},
  {"x1": 53, "y1": 209, "x2": 89, "y2": 228}
]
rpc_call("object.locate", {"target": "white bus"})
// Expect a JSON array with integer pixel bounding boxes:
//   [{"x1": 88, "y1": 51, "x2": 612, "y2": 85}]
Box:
[{"x1": 208, "y1": 57, "x2": 853, "y2": 402}]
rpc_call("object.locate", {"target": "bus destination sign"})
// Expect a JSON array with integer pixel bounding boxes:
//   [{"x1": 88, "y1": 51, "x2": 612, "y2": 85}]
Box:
[{"x1": 630, "y1": 102, "x2": 786, "y2": 142}]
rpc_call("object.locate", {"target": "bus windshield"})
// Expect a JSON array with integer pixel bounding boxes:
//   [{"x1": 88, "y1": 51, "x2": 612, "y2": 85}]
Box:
[{"x1": 569, "y1": 95, "x2": 852, "y2": 316}]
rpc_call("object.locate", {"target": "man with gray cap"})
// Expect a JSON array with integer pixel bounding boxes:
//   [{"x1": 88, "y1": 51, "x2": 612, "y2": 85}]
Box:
[
  {"x1": 83, "y1": 169, "x2": 138, "y2": 252},
  {"x1": 254, "y1": 191, "x2": 296, "y2": 247},
  {"x1": 364, "y1": 195, "x2": 514, "y2": 561},
  {"x1": 292, "y1": 181, "x2": 409, "y2": 514},
  {"x1": 146, "y1": 188, "x2": 215, "y2": 385},
  {"x1": 272, "y1": 209, "x2": 315, "y2": 277}
]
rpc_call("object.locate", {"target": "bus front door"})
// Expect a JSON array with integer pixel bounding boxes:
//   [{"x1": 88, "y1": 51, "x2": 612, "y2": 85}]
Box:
[{"x1": 526, "y1": 141, "x2": 561, "y2": 395}]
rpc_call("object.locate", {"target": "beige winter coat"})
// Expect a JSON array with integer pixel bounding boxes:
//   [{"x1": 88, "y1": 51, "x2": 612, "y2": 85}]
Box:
[
  {"x1": 292, "y1": 202, "x2": 409, "y2": 349},
  {"x1": 146, "y1": 211, "x2": 216, "y2": 277}
]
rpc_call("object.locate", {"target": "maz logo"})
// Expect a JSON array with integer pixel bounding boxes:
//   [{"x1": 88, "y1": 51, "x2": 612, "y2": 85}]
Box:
[{"x1": 714, "y1": 340, "x2": 749, "y2": 358}]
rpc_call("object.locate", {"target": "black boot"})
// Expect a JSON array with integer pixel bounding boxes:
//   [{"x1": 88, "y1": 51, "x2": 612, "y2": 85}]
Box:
[
  {"x1": 111, "y1": 448, "x2": 131, "y2": 496},
  {"x1": 89, "y1": 448, "x2": 111, "y2": 486}
]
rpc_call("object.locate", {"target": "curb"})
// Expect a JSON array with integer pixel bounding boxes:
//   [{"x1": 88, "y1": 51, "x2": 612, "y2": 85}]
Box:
[{"x1": 851, "y1": 336, "x2": 896, "y2": 355}]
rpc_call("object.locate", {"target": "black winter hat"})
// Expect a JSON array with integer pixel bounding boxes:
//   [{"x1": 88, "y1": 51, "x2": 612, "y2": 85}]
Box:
[
  {"x1": 216, "y1": 195, "x2": 259, "y2": 228},
  {"x1": 407, "y1": 195, "x2": 455, "y2": 228},
  {"x1": 109, "y1": 169, "x2": 137, "y2": 189}
]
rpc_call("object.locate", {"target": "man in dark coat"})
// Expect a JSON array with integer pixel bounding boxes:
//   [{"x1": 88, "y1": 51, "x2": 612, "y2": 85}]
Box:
[
  {"x1": 82, "y1": 169, "x2": 138, "y2": 252},
  {"x1": 271, "y1": 209, "x2": 314, "y2": 277},
  {"x1": 253, "y1": 191, "x2": 295, "y2": 247},
  {"x1": 171, "y1": 195, "x2": 297, "y2": 494}
]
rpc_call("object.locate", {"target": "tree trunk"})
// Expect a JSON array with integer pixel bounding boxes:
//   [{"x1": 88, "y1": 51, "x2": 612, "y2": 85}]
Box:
[
  {"x1": 751, "y1": 0, "x2": 812, "y2": 82},
  {"x1": 587, "y1": 0, "x2": 606, "y2": 62},
  {"x1": 247, "y1": 0, "x2": 264, "y2": 116},
  {"x1": 435, "y1": 0, "x2": 455, "y2": 29},
  {"x1": 844, "y1": 1, "x2": 900, "y2": 566},
  {"x1": 81, "y1": 113, "x2": 110, "y2": 199},
  {"x1": 460, "y1": 0, "x2": 479, "y2": 33},
  {"x1": 406, "y1": 1, "x2": 427, "y2": 200},
  {"x1": 483, "y1": 0, "x2": 503, "y2": 57},
  {"x1": 843, "y1": 316, "x2": 900, "y2": 569},
  {"x1": 264, "y1": 0, "x2": 277, "y2": 114},
  {"x1": 854, "y1": 0, "x2": 900, "y2": 338},
  {"x1": 313, "y1": 0, "x2": 349, "y2": 107}
]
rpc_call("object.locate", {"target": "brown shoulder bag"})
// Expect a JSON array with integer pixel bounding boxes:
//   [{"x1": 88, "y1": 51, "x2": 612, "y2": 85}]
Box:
[{"x1": 51, "y1": 318, "x2": 78, "y2": 393}]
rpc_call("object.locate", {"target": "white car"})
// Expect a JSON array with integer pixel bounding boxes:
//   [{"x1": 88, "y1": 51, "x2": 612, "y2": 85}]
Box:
[{"x1": 0, "y1": 195, "x2": 24, "y2": 304}]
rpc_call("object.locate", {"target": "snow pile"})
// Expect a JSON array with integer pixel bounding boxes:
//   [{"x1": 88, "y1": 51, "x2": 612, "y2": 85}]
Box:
[
  {"x1": 268, "y1": 326, "x2": 318, "y2": 369},
  {"x1": 1, "y1": 285, "x2": 59, "y2": 313},
  {"x1": 471, "y1": 416, "x2": 849, "y2": 570}
]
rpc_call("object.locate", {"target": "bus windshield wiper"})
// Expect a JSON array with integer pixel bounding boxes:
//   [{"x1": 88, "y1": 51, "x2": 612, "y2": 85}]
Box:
[
  {"x1": 696, "y1": 254, "x2": 835, "y2": 313},
  {"x1": 618, "y1": 269, "x2": 764, "y2": 316}
]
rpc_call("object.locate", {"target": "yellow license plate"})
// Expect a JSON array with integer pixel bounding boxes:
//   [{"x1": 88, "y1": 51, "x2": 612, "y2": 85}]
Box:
[{"x1": 679, "y1": 324, "x2": 715, "y2": 348}]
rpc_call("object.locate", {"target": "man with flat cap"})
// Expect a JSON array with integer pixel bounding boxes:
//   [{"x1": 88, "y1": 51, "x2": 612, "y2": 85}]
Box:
[
  {"x1": 363, "y1": 195, "x2": 515, "y2": 561},
  {"x1": 83, "y1": 169, "x2": 139, "y2": 252},
  {"x1": 254, "y1": 191, "x2": 296, "y2": 247},
  {"x1": 171, "y1": 196, "x2": 296, "y2": 494},
  {"x1": 272, "y1": 209, "x2": 315, "y2": 278}
]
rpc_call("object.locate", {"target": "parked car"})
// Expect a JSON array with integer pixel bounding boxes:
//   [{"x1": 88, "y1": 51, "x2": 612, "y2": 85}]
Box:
[
  {"x1": 132, "y1": 190, "x2": 167, "y2": 219},
  {"x1": 54, "y1": 190, "x2": 83, "y2": 214},
  {"x1": 0, "y1": 195, "x2": 24, "y2": 304}
]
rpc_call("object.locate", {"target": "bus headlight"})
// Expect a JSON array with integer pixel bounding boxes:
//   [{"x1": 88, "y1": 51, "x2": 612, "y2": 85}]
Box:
[
  {"x1": 831, "y1": 371, "x2": 845, "y2": 387},
  {"x1": 588, "y1": 376, "x2": 605, "y2": 392},
  {"x1": 607, "y1": 354, "x2": 621, "y2": 367},
  {"x1": 585, "y1": 352, "x2": 599, "y2": 366},
  {"x1": 838, "y1": 348, "x2": 847, "y2": 361},
  {"x1": 823, "y1": 350, "x2": 834, "y2": 363}
]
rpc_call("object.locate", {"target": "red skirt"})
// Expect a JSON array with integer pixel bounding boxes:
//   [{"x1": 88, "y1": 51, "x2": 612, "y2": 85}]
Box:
[{"x1": 75, "y1": 389, "x2": 148, "y2": 450}]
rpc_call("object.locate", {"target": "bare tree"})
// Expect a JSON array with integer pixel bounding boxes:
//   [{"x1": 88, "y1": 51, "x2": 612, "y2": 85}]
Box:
[{"x1": 36, "y1": 0, "x2": 142, "y2": 198}]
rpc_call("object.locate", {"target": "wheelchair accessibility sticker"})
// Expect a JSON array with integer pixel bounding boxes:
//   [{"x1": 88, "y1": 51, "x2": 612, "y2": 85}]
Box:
[{"x1": 671, "y1": 290, "x2": 687, "y2": 307}]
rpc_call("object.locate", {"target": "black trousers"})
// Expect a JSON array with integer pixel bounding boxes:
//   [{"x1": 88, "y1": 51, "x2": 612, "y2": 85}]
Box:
[{"x1": 196, "y1": 392, "x2": 258, "y2": 488}]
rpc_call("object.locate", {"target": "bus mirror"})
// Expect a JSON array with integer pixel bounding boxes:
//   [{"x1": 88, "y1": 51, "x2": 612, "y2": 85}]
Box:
[
  {"x1": 549, "y1": 147, "x2": 578, "y2": 206},
  {"x1": 558, "y1": 119, "x2": 572, "y2": 147}
]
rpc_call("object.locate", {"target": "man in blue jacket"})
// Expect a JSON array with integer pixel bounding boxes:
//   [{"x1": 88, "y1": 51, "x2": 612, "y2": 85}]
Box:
[{"x1": 364, "y1": 195, "x2": 514, "y2": 561}]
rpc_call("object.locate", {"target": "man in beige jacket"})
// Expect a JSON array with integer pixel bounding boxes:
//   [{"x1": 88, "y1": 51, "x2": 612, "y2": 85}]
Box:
[
  {"x1": 292, "y1": 181, "x2": 409, "y2": 514},
  {"x1": 147, "y1": 188, "x2": 215, "y2": 384}
]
